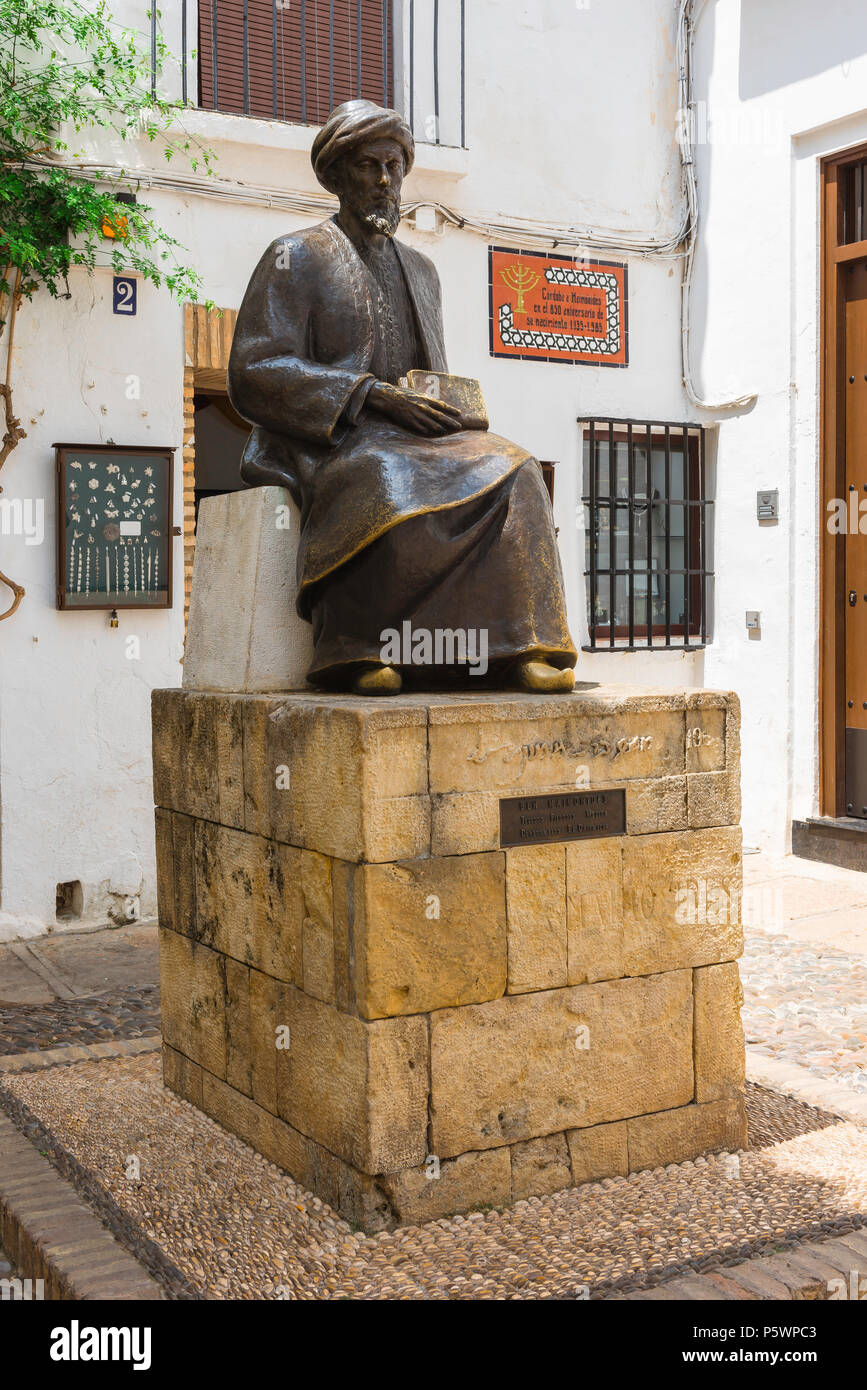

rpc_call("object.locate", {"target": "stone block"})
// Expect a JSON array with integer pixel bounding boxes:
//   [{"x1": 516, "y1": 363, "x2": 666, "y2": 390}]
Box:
[
  {"x1": 684, "y1": 695, "x2": 729, "y2": 774},
  {"x1": 305, "y1": 1149, "x2": 397, "y2": 1234},
  {"x1": 301, "y1": 914, "x2": 336, "y2": 1004},
  {"x1": 183, "y1": 485, "x2": 313, "y2": 693},
  {"x1": 162, "y1": 1044, "x2": 203, "y2": 1109},
  {"x1": 200, "y1": 1071, "x2": 316, "y2": 1185},
  {"x1": 627, "y1": 1096, "x2": 748, "y2": 1172},
  {"x1": 431, "y1": 773, "x2": 690, "y2": 856},
  {"x1": 506, "y1": 844, "x2": 567, "y2": 994},
  {"x1": 159, "y1": 928, "x2": 226, "y2": 1079},
  {"x1": 621, "y1": 827, "x2": 743, "y2": 974},
  {"x1": 296, "y1": 850, "x2": 334, "y2": 1001},
  {"x1": 258, "y1": 842, "x2": 308, "y2": 984},
  {"x1": 510, "y1": 1133, "x2": 572, "y2": 1200},
  {"x1": 725, "y1": 696, "x2": 742, "y2": 772},
  {"x1": 169, "y1": 812, "x2": 198, "y2": 938},
  {"x1": 566, "y1": 838, "x2": 625, "y2": 984},
  {"x1": 567, "y1": 1120, "x2": 629, "y2": 1184},
  {"x1": 428, "y1": 693, "x2": 687, "y2": 795},
  {"x1": 193, "y1": 821, "x2": 335, "y2": 986},
  {"x1": 694, "y1": 962, "x2": 746, "y2": 1102},
  {"x1": 331, "y1": 859, "x2": 356, "y2": 1014},
  {"x1": 623, "y1": 776, "x2": 688, "y2": 833},
  {"x1": 193, "y1": 820, "x2": 267, "y2": 964},
  {"x1": 688, "y1": 770, "x2": 742, "y2": 829},
  {"x1": 431, "y1": 791, "x2": 501, "y2": 857},
  {"x1": 429, "y1": 970, "x2": 694, "y2": 1158},
  {"x1": 275, "y1": 984, "x2": 429, "y2": 1173},
  {"x1": 249, "y1": 967, "x2": 280, "y2": 1115},
  {"x1": 242, "y1": 696, "x2": 430, "y2": 862},
  {"x1": 154, "y1": 810, "x2": 174, "y2": 931},
  {"x1": 225, "y1": 958, "x2": 252, "y2": 1096},
  {"x1": 152, "y1": 690, "x2": 245, "y2": 827},
  {"x1": 350, "y1": 853, "x2": 507, "y2": 1018},
  {"x1": 381, "y1": 1149, "x2": 512, "y2": 1225}
]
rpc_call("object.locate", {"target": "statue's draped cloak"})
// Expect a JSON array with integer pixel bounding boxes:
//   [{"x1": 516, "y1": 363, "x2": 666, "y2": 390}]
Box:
[{"x1": 228, "y1": 216, "x2": 576, "y2": 678}]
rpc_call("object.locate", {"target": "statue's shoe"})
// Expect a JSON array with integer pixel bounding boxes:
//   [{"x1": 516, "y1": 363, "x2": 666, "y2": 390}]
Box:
[
  {"x1": 353, "y1": 664, "x2": 403, "y2": 695},
  {"x1": 513, "y1": 659, "x2": 575, "y2": 693}
]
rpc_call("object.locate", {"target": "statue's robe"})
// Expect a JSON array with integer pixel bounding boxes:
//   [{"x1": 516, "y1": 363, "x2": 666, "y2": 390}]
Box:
[{"x1": 227, "y1": 215, "x2": 576, "y2": 684}]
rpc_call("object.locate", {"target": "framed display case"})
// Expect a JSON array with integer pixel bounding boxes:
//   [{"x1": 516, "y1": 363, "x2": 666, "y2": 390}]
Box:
[{"x1": 55, "y1": 443, "x2": 175, "y2": 610}]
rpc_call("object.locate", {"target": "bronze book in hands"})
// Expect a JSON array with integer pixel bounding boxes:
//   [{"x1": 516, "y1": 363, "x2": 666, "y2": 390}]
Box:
[{"x1": 398, "y1": 370, "x2": 490, "y2": 431}]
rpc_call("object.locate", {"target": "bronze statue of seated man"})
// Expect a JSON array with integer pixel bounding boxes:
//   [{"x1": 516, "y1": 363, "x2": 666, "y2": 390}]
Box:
[{"x1": 228, "y1": 99, "x2": 577, "y2": 696}]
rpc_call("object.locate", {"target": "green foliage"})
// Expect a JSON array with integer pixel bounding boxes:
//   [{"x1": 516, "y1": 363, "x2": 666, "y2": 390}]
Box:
[{"x1": 0, "y1": 0, "x2": 214, "y2": 316}]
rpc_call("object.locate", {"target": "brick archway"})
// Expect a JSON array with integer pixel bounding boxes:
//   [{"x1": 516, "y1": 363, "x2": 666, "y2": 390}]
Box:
[{"x1": 183, "y1": 303, "x2": 238, "y2": 624}]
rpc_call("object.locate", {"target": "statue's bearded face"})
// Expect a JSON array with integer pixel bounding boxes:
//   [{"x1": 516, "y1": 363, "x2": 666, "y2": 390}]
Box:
[{"x1": 334, "y1": 137, "x2": 406, "y2": 236}]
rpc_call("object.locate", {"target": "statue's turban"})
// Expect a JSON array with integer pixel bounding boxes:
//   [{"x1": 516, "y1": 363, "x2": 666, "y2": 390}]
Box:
[{"x1": 311, "y1": 100, "x2": 415, "y2": 193}]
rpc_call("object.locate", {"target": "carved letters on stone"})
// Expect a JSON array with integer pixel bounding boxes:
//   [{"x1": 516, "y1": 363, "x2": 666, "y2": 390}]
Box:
[{"x1": 467, "y1": 729, "x2": 655, "y2": 778}]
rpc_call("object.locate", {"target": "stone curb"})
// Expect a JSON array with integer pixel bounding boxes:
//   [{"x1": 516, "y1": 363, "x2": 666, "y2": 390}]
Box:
[
  {"x1": 613, "y1": 1230, "x2": 867, "y2": 1301},
  {"x1": 0, "y1": 1113, "x2": 162, "y2": 1300},
  {"x1": 0, "y1": 1035, "x2": 160, "y2": 1074},
  {"x1": 746, "y1": 1048, "x2": 867, "y2": 1128},
  {"x1": 0, "y1": 1079, "x2": 201, "y2": 1301}
]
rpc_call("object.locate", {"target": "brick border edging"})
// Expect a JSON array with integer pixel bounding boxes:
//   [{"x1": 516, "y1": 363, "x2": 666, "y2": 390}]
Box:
[
  {"x1": 0, "y1": 1035, "x2": 160, "y2": 1074},
  {"x1": 0, "y1": 1079, "x2": 200, "y2": 1301},
  {"x1": 612, "y1": 1229, "x2": 867, "y2": 1301},
  {"x1": 0, "y1": 1112, "x2": 162, "y2": 1300}
]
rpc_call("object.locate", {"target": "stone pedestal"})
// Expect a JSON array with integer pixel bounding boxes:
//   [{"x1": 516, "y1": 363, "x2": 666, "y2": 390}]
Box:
[{"x1": 153, "y1": 686, "x2": 747, "y2": 1232}]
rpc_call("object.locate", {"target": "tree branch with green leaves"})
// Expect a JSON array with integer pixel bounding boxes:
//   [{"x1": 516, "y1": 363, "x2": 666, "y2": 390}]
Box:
[{"x1": 0, "y1": 0, "x2": 216, "y2": 618}]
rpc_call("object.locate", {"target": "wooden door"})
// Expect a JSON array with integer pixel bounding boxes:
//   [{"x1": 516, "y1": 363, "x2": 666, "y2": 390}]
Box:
[{"x1": 844, "y1": 260, "x2": 867, "y2": 815}]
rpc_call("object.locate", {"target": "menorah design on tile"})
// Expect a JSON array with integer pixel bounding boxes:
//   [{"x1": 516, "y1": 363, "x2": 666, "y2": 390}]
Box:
[{"x1": 499, "y1": 263, "x2": 542, "y2": 315}]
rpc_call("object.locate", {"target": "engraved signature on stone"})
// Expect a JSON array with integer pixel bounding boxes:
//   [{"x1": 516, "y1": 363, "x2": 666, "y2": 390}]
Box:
[{"x1": 467, "y1": 731, "x2": 653, "y2": 776}]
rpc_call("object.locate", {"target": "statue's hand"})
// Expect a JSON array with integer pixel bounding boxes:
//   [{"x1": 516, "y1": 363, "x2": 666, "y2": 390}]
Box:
[{"x1": 367, "y1": 382, "x2": 463, "y2": 436}]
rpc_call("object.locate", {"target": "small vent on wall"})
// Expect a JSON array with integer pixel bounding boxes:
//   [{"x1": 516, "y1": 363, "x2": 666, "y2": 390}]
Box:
[{"x1": 56, "y1": 880, "x2": 83, "y2": 923}]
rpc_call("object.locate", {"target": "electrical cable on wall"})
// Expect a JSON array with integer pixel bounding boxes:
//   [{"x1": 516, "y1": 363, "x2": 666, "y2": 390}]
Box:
[{"x1": 8, "y1": 0, "x2": 752, "y2": 415}]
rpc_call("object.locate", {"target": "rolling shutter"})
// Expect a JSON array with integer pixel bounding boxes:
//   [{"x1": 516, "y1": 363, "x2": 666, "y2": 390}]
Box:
[{"x1": 197, "y1": 0, "x2": 393, "y2": 125}]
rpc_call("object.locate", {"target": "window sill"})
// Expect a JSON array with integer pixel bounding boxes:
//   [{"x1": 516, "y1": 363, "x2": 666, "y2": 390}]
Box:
[
  {"x1": 581, "y1": 644, "x2": 708, "y2": 653},
  {"x1": 179, "y1": 108, "x2": 469, "y2": 181}
]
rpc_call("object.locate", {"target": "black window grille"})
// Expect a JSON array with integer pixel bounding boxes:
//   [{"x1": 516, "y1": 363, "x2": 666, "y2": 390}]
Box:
[{"x1": 582, "y1": 418, "x2": 712, "y2": 651}]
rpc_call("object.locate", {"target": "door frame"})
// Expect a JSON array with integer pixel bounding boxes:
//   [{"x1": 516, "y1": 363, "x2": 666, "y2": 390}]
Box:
[{"x1": 820, "y1": 145, "x2": 867, "y2": 816}]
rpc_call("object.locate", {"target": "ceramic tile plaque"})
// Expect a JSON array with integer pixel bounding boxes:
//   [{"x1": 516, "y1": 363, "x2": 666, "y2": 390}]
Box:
[{"x1": 489, "y1": 246, "x2": 628, "y2": 368}]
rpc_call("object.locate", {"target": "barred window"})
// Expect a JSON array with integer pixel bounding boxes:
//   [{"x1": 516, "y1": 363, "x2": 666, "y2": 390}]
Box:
[{"x1": 582, "y1": 419, "x2": 712, "y2": 651}]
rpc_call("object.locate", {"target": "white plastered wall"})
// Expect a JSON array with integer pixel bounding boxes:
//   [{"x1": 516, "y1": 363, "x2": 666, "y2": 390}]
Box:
[
  {"x1": 691, "y1": 0, "x2": 867, "y2": 850},
  {"x1": 1, "y1": 0, "x2": 712, "y2": 934}
]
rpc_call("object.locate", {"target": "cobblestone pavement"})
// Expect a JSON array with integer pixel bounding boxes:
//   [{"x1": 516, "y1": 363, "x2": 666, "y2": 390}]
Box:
[
  {"x1": 2, "y1": 1053, "x2": 866, "y2": 1301},
  {"x1": 0, "y1": 984, "x2": 160, "y2": 1055},
  {"x1": 740, "y1": 851, "x2": 867, "y2": 1099},
  {"x1": 739, "y1": 928, "x2": 861, "y2": 1089},
  {"x1": 741, "y1": 930, "x2": 867, "y2": 1096}
]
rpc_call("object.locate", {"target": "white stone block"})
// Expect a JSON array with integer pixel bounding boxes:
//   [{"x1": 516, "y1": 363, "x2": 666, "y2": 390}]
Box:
[{"x1": 183, "y1": 486, "x2": 313, "y2": 693}]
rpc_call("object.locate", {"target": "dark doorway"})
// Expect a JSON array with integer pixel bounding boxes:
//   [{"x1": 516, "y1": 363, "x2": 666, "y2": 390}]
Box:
[{"x1": 193, "y1": 392, "x2": 249, "y2": 521}]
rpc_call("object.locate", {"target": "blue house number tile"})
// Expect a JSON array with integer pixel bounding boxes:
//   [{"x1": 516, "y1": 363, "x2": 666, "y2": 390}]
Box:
[{"x1": 113, "y1": 277, "x2": 137, "y2": 315}]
